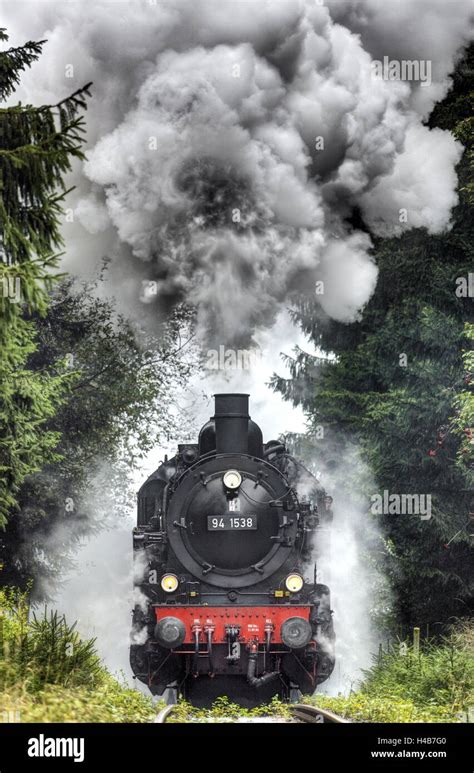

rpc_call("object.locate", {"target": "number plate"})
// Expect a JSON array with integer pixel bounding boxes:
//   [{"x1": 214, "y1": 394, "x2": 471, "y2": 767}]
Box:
[{"x1": 207, "y1": 515, "x2": 257, "y2": 531}]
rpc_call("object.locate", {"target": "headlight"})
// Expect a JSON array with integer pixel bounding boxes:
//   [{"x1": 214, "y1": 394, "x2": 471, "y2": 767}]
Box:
[
  {"x1": 285, "y1": 573, "x2": 304, "y2": 593},
  {"x1": 223, "y1": 469, "x2": 242, "y2": 490},
  {"x1": 161, "y1": 573, "x2": 179, "y2": 593}
]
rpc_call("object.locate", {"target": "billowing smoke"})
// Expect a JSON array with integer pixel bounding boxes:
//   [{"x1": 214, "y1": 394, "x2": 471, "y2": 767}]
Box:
[
  {"x1": 327, "y1": 0, "x2": 472, "y2": 116},
  {"x1": 4, "y1": 0, "x2": 471, "y2": 343}
]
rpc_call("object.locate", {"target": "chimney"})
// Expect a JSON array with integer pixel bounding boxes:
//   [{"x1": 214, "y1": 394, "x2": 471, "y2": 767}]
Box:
[{"x1": 213, "y1": 393, "x2": 249, "y2": 455}]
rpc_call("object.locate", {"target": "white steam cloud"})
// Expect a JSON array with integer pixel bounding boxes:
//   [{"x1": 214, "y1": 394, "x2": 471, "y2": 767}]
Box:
[
  {"x1": 308, "y1": 443, "x2": 390, "y2": 696},
  {"x1": 4, "y1": 0, "x2": 471, "y2": 342}
]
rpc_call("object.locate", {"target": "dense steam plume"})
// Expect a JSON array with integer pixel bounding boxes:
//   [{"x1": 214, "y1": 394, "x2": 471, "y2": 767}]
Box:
[{"x1": 3, "y1": 0, "x2": 472, "y2": 344}]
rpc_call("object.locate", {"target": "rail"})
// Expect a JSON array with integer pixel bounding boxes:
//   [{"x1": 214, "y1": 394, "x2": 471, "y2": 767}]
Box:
[{"x1": 155, "y1": 701, "x2": 350, "y2": 724}]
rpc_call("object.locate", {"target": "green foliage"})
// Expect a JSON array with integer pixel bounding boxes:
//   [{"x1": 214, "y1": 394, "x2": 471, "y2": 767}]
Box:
[
  {"x1": 0, "y1": 315, "x2": 70, "y2": 528},
  {"x1": 166, "y1": 695, "x2": 291, "y2": 722},
  {"x1": 32, "y1": 276, "x2": 199, "y2": 469},
  {"x1": 0, "y1": 586, "x2": 155, "y2": 722},
  {"x1": 0, "y1": 30, "x2": 90, "y2": 528},
  {"x1": 453, "y1": 323, "x2": 474, "y2": 474},
  {"x1": 0, "y1": 276, "x2": 199, "y2": 593},
  {"x1": 0, "y1": 29, "x2": 45, "y2": 101},
  {"x1": 0, "y1": 70, "x2": 91, "y2": 265},
  {"x1": 273, "y1": 45, "x2": 474, "y2": 627},
  {"x1": 0, "y1": 586, "x2": 102, "y2": 692},
  {"x1": 429, "y1": 47, "x2": 474, "y2": 205},
  {"x1": 309, "y1": 693, "x2": 456, "y2": 723},
  {"x1": 309, "y1": 623, "x2": 473, "y2": 723}
]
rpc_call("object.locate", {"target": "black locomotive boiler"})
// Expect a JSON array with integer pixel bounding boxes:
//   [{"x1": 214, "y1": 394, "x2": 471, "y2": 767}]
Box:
[{"x1": 130, "y1": 394, "x2": 335, "y2": 704}]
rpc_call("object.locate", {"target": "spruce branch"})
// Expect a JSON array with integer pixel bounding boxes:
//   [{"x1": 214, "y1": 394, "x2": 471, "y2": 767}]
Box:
[{"x1": 0, "y1": 33, "x2": 46, "y2": 101}]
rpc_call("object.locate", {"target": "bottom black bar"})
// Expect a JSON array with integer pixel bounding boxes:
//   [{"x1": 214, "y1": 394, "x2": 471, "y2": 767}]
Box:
[{"x1": 0, "y1": 722, "x2": 470, "y2": 770}]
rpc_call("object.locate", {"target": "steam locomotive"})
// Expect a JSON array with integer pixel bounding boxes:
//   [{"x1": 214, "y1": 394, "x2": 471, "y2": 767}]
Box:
[{"x1": 130, "y1": 394, "x2": 335, "y2": 704}]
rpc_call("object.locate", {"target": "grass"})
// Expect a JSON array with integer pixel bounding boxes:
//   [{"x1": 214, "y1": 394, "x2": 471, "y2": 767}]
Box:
[
  {"x1": 0, "y1": 586, "x2": 157, "y2": 723},
  {"x1": 0, "y1": 676, "x2": 157, "y2": 723},
  {"x1": 306, "y1": 622, "x2": 474, "y2": 723}
]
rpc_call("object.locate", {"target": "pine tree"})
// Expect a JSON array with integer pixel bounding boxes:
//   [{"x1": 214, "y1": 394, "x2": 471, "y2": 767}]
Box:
[{"x1": 0, "y1": 29, "x2": 91, "y2": 528}]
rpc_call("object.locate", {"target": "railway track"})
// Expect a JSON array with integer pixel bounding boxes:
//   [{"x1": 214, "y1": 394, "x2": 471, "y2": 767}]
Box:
[
  {"x1": 289, "y1": 703, "x2": 350, "y2": 723},
  {"x1": 155, "y1": 702, "x2": 349, "y2": 724},
  {"x1": 155, "y1": 704, "x2": 179, "y2": 724}
]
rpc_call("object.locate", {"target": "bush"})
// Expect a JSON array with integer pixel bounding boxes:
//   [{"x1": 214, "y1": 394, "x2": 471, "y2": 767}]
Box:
[
  {"x1": 308, "y1": 623, "x2": 473, "y2": 723},
  {"x1": 0, "y1": 587, "x2": 103, "y2": 692},
  {"x1": 0, "y1": 587, "x2": 156, "y2": 722}
]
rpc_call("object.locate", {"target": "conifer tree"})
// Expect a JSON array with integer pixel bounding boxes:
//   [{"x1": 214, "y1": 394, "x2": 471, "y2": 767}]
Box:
[{"x1": 0, "y1": 29, "x2": 91, "y2": 527}]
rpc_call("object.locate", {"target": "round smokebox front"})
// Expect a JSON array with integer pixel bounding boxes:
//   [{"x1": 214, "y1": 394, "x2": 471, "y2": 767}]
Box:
[{"x1": 166, "y1": 455, "x2": 298, "y2": 588}]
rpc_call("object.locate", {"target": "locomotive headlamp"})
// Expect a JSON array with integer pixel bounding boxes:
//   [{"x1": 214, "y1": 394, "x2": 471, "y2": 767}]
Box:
[
  {"x1": 285, "y1": 573, "x2": 304, "y2": 593},
  {"x1": 161, "y1": 573, "x2": 179, "y2": 593},
  {"x1": 223, "y1": 469, "x2": 242, "y2": 491}
]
